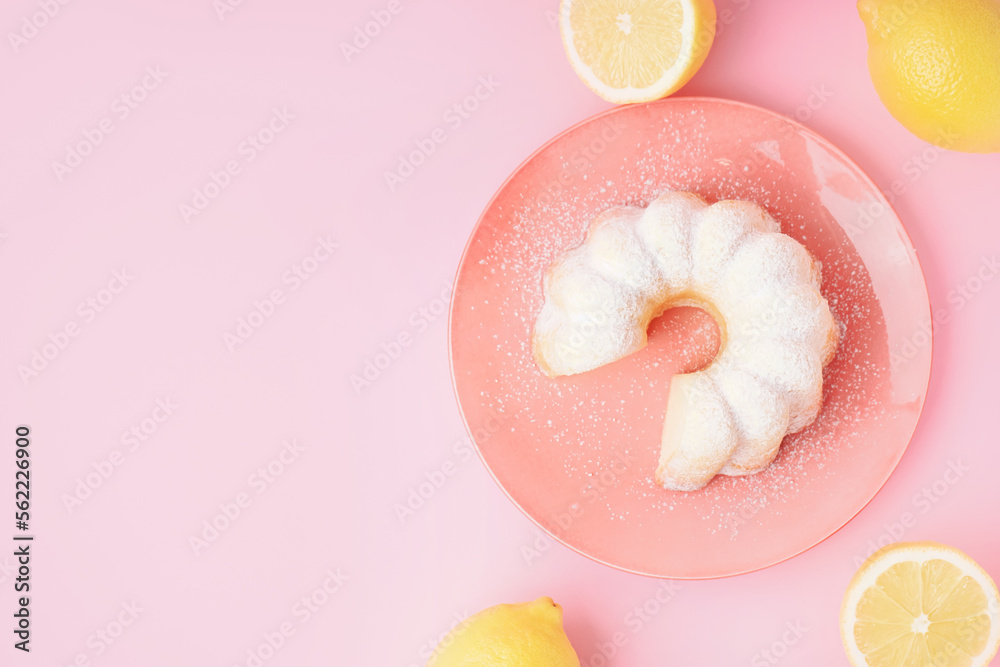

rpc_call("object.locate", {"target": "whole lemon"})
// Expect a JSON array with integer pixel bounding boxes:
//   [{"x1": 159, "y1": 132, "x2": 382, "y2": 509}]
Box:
[
  {"x1": 858, "y1": 0, "x2": 1000, "y2": 152},
  {"x1": 426, "y1": 597, "x2": 581, "y2": 666}
]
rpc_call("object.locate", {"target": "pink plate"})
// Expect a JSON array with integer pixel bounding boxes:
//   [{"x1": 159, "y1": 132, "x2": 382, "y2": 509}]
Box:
[{"x1": 448, "y1": 97, "x2": 932, "y2": 579}]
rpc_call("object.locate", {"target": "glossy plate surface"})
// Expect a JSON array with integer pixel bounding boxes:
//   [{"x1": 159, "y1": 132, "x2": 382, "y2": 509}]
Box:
[{"x1": 449, "y1": 98, "x2": 932, "y2": 579}]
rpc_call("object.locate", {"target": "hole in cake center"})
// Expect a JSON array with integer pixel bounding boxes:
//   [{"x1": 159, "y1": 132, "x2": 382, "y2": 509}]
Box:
[{"x1": 645, "y1": 303, "x2": 722, "y2": 375}]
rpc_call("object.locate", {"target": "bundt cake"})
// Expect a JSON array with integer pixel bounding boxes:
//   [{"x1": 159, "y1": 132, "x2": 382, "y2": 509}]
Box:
[{"x1": 533, "y1": 191, "x2": 839, "y2": 491}]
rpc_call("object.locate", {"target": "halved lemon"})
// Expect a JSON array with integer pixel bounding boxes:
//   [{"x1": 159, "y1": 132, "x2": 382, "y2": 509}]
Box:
[
  {"x1": 842, "y1": 542, "x2": 1000, "y2": 667},
  {"x1": 559, "y1": 0, "x2": 717, "y2": 104}
]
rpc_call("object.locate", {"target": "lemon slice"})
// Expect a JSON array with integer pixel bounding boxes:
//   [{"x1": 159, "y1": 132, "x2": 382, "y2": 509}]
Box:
[
  {"x1": 842, "y1": 542, "x2": 1000, "y2": 667},
  {"x1": 560, "y1": 0, "x2": 717, "y2": 104}
]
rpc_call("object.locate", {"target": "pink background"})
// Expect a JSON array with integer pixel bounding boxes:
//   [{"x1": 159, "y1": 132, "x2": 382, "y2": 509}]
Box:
[{"x1": 1, "y1": 0, "x2": 997, "y2": 665}]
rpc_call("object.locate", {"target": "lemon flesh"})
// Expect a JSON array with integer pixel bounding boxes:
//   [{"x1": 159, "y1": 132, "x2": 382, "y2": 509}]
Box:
[{"x1": 858, "y1": 0, "x2": 1000, "y2": 152}]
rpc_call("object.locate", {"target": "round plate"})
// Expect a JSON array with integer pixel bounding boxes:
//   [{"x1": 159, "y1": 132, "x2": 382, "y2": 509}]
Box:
[{"x1": 448, "y1": 97, "x2": 932, "y2": 579}]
